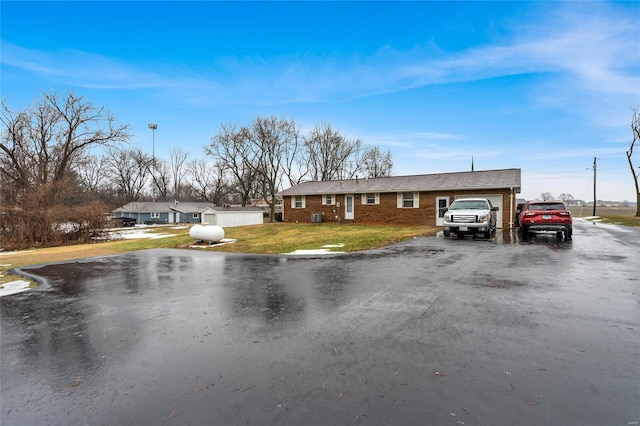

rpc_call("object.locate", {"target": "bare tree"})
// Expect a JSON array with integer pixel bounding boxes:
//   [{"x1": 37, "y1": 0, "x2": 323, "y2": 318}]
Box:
[
  {"x1": 75, "y1": 153, "x2": 109, "y2": 194},
  {"x1": 106, "y1": 148, "x2": 150, "y2": 202},
  {"x1": 627, "y1": 108, "x2": 640, "y2": 216},
  {"x1": 0, "y1": 92, "x2": 130, "y2": 205},
  {"x1": 540, "y1": 192, "x2": 553, "y2": 201},
  {"x1": 362, "y1": 146, "x2": 393, "y2": 178},
  {"x1": 246, "y1": 116, "x2": 300, "y2": 222},
  {"x1": 185, "y1": 158, "x2": 230, "y2": 204},
  {"x1": 0, "y1": 91, "x2": 130, "y2": 247},
  {"x1": 206, "y1": 123, "x2": 258, "y2": 206},
  {"x1": 303, "y1": 123, "x2": 365, "y2": 181},
  {"x1": 558, "y1": 193, "x2": 574, "y2": 203},
  {"x1": 170, "y1": 147, "x2": 189, "y2": 201},
  {"x1": 149, "y1": 158, "x2": 171, "y2": 201}
]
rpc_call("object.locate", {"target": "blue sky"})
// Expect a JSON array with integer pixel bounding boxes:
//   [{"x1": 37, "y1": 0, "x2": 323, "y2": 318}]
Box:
[{"x1": 2, "y1": 1, "x2": 639, "y2": 201}]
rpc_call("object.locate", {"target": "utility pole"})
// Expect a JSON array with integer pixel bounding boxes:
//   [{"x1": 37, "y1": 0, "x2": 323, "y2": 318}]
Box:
[
  {"x1": 148, "y1": 123, "x2": 157, "y2": 165},
  {"x1": 592, "y1": 156, "x2": 597, "y2": 216}
]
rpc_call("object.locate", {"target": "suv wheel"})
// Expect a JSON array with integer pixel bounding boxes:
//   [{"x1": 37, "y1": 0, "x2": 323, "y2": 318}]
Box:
[
  {"x1": 565, "y1": 226, "x2": 572, "y2": 240},
  {"x1": 443, "y1": 228, "x2": 451, "y2": 238}
]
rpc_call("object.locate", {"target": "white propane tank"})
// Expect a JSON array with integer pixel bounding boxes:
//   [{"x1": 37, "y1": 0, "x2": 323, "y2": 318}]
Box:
[{"x1": 189, "y1": 224, "x2": 225, "y2": 243}]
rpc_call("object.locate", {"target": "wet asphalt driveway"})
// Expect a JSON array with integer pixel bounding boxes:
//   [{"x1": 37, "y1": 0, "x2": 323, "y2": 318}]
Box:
[{"x1": 1, "y1": 220, "x2": 639, "y2": 425}]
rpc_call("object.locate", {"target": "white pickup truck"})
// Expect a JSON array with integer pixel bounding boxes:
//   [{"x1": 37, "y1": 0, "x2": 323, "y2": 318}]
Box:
[{"x1": 443, "y1": 198, "x2": 499, "y2": 239}]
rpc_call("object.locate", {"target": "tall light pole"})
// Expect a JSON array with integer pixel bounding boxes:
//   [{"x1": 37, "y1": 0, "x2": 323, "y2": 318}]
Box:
[
  {"x1": 592, "y1": 157, "x2": 597, "y2": 216},
  {"x1": 148, "y1": 123, "x2": 157, "y2": 165},
  {"x1": 148, "y1": 123, "x2": 158, "y2": 201}
]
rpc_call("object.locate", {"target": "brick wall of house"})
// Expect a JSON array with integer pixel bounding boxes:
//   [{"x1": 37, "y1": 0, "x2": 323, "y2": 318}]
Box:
[{"x1": 283, "y1": 188, "x2": 516, "y2": 227}]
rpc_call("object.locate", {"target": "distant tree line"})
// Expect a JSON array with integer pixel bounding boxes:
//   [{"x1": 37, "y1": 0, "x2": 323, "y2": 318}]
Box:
[
  {"x1": 539, "y1": 192, "x2": 574, "y2": 202},
  {"x1": 0, "y1": 91, "x2": 393, "y2": 248}
]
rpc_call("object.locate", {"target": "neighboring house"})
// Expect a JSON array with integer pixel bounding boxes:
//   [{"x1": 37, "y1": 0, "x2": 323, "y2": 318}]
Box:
[
  {"x1": 277, "y1": 168, "x2": 522, "y2": 229},
  {"x1": 251, "y1": 196, "x2": 283, "y2": 216},
  {"x1": 112, "y1": 201, "x2": 264, "y2": 227}
]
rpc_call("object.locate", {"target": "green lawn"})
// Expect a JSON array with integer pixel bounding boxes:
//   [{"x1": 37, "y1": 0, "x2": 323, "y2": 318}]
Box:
[{"x1": 0, "y1": 223, "x2": 435, "y2": 285}]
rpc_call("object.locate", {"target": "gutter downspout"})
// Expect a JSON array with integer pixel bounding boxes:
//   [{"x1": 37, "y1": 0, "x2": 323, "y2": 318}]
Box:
[
  {"x1": 282, "y1": 197, "x2": 286, "y2": 222},
  {"x1": 509, "y1": 188, "x2": 514, "y2": 229}
]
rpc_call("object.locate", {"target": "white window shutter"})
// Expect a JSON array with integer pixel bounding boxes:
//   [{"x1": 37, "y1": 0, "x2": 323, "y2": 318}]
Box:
[
  {"x1": 375, "y1": 193, "x2": 380, "y2": 204},
  {"x1": 397, "y1": 193, "x2": 402, "y2": 208},
  {"x1": 414, "y1": 192, "x2": 419, "y2": 208}
]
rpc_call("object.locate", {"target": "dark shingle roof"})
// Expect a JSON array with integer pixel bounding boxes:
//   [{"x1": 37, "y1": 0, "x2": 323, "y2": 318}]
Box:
[
  {"x1": 202, "y1": 206, "x2": 264, "y2": 213},
  {"x1": 278, "y1": 168, "x2": 521, "y2": 196},
  {"x1": 113, "y1": 201, "x2": 214, "y2": 213},
  {"x1": 113, "y1": 202, "x2": 265, "y2": 214}
]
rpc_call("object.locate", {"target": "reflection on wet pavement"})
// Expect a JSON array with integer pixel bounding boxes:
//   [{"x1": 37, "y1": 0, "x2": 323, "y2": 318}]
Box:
[{"x1": 1, "y1": 220, "x2": 639, "y2": 425}]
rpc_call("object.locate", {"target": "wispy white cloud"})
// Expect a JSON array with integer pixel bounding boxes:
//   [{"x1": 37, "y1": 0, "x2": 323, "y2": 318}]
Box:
[
  {"x1": 358, "y1": 130, "x2": 465, "y2": 150},
  {"x1": 405, "y1": 132, "x2": 464, "y2": 141},
  {"x1": 1, "y1": 42, "x2": 205, "y2": 90},
  {"x1": 408, "y1": 147, "x2": 503, "y2": 161},
  {"x1": 2, "y1": 2, "x2": 638, "y2": 106}
]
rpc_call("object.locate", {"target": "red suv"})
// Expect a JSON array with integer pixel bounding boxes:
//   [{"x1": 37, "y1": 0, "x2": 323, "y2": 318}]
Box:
[{"x1": 518, "y1": 200, "x2": 572, "y2": 240}]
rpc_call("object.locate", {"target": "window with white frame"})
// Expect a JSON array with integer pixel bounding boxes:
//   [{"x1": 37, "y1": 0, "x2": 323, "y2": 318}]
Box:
[
  {"x1": 322, "y1": 194, "x2": 335, "y2": 205},
  {"x1": 397, "y1": 192, "x2": 419, "y2": 208},
  {"x1": 150, "y1": 212, "x2": 160, "y2": 218},
  {"x1": 292, "y1": 195, "x2": 305, "y2": 209},
  {"x1": 361, "y1": 193, "x2": 380, "y2": 205}
]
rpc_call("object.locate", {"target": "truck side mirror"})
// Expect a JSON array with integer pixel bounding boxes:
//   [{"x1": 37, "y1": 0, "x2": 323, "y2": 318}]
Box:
[{"x1": 493, "y1": 206, "x2": 500, "y2": 211}]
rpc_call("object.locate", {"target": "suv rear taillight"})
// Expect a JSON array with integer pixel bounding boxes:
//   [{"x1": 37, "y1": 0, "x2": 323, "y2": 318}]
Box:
[{"x1": 558, "y1": 211, "x2": 571, "y2": 216}]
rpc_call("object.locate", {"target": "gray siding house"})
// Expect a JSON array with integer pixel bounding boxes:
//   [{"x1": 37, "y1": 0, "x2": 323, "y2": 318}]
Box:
[{"x1": 112, "y1": 201, "x2": 264, "y2": 227}]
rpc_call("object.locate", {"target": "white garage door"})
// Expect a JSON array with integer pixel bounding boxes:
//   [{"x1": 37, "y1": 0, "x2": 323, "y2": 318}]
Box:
[{"x1": 455, "y1": 194, "x2": 504, "y2": 228}]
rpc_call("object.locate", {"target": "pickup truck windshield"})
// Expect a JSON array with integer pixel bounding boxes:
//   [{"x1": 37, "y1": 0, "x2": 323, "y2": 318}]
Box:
[{"x1": 449, "y1": 200, "x2": 489, "y2": 210}]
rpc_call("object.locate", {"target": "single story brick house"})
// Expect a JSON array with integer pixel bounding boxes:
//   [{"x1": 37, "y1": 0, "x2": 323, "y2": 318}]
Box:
[
  {"x1": 112, "y1": 201, "x2": 263, "y2": 227},
  {"x1": 277, "y1": 168, "x2": 521, "y2": 229}
]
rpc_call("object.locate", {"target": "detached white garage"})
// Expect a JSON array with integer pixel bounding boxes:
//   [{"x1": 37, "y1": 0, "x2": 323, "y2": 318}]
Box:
[{"x1": 200, "y1": 206, "x2": 264, "y2": 228}]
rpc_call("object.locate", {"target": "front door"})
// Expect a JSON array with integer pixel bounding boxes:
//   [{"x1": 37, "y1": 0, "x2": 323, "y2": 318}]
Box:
[
  {"x1": 436, "y1": 197, "x2": 449, "y2": 226},
  {"x1": 345, "y1": 194, "x2": 354, "y2": 220}
]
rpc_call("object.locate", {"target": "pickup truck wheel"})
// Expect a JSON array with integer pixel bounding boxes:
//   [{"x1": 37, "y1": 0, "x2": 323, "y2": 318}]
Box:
[
  {"x1": 484, "y1": 229, "x2": 491, "y2": 239},
  {"x1": 444, "y1": 228, "x2": 451, "y2": 238}
]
